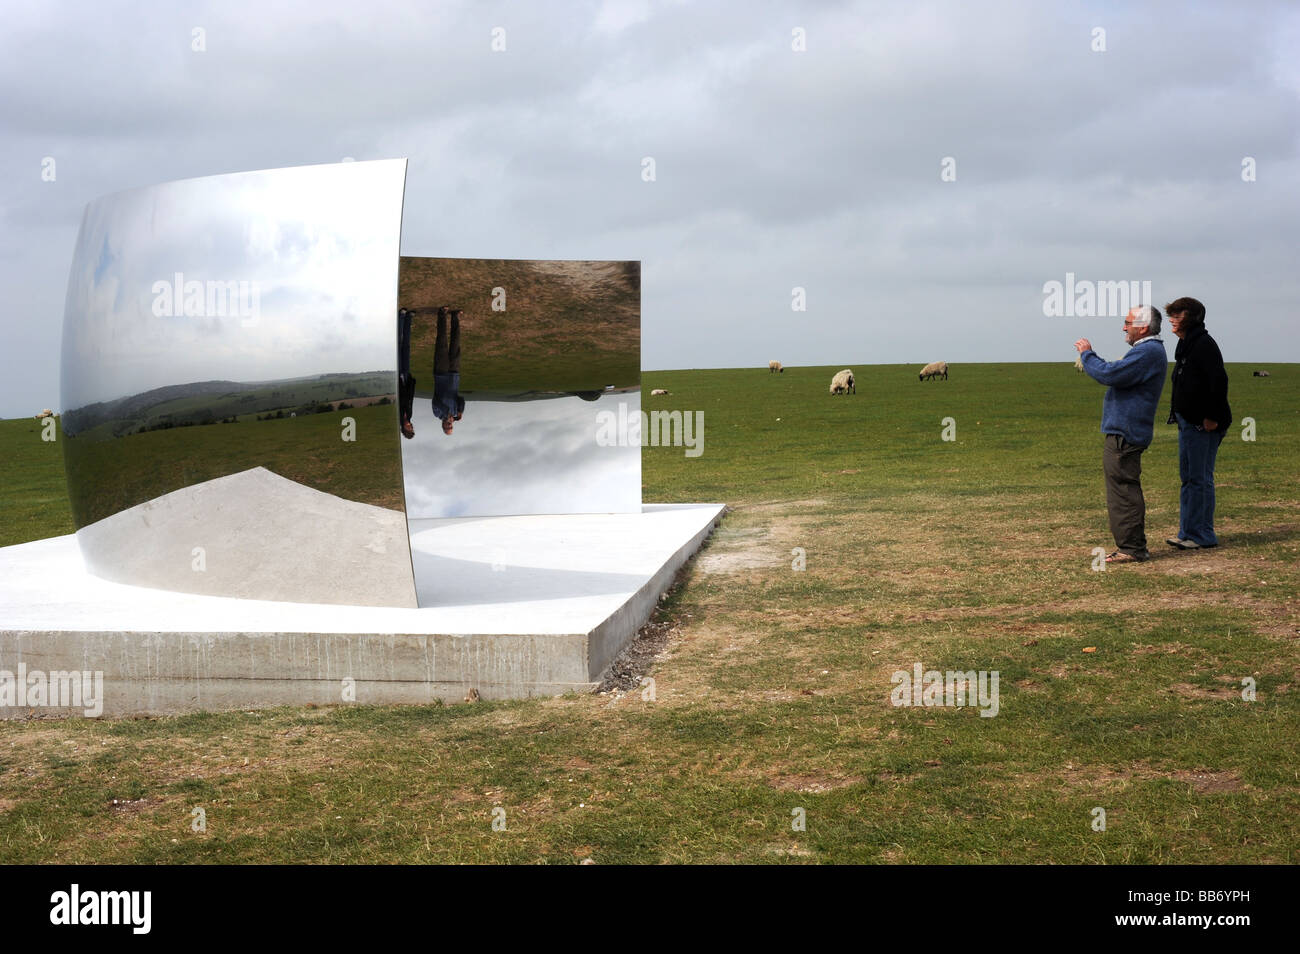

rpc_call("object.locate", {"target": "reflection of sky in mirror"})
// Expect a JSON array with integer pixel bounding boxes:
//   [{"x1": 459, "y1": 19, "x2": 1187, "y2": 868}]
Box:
[
  {"x1": 61, "y1": 160, "x2": 406, "y2": 410},
  {"x1": 402, "y1": 391, "x2": 639, "y2": 518}
]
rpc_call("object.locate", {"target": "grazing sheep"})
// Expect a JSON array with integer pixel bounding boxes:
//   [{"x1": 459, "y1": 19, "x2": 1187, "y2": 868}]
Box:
[
  {"x1": 768, "y1": 360, "x2": 784, "y2": 373},
  {"x1": 1074, "y1": 355, "x2": 1084, "y2": 372},
  {"x1": 918, "y1": 361, "x2": 949, "y2": 381},
  {"x1": 650, "y1": 388, "x2": 669, "y2": 396},
  {"x1": 1253, "y1": 370, "x2": 1270, "y2": 377},
  {"x1": 829, "y1": 369, "x2": 855, "y2": 395},
  {"x1": 34, "y1": 409, "x2": 54, "y2": 419}
]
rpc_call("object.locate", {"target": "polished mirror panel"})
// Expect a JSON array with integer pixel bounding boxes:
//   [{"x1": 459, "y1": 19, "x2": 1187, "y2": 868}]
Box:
[
  {"x1": 60, "y1": 160, "x2": 417, "y2": 607},
  {"x1": 397, "y1": 258, "x2": 641, "y2": 519}
]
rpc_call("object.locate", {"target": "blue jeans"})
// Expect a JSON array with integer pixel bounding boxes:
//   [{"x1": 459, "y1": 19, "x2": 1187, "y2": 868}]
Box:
[{"x1": 1176, "y1": 413, "x2": 1224, "y2": 546}]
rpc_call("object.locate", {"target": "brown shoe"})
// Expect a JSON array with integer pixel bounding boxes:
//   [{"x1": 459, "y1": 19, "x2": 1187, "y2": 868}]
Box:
[{"x1": 1106, "y1": 550, "x2": 1150, "y2": 564}]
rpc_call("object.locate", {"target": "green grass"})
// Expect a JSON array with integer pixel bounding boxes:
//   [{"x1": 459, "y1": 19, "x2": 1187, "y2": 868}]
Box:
[
  {"x1": 0, "y1": 362, "x2": 1296, "y2": 863},
  {"x1": 0, "y1": 417, "x2": 75, "y2": 547}
]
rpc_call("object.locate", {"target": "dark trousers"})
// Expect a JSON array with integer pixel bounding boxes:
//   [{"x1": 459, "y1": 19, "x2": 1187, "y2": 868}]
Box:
[
  {"x1": 434, "y1": 312, "x2": 461, "y2": 375},
  {"x1": 397, "y1": 310, "x2": 415, "y2": 423},
  {"x1": 1102, "y1": 434, "x2": 1148, "y2": 555}
]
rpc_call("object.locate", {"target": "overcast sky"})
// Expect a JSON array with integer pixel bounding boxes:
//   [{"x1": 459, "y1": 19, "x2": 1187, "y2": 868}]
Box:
[
  {"x1": 402, "y1": 392, "x2": 640, "y2": 518},
  {"x1": 63, "y1": 159, "x2": 404, "y2": 409},
  {"x1": 3, "y1": 0, "x2": 1298, "y2": 418}
]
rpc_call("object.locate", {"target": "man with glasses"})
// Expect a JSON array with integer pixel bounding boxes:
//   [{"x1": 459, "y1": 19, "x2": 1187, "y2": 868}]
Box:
[{"x1": 1074, "y1": 305, "x2": 1168, "y2": 564}]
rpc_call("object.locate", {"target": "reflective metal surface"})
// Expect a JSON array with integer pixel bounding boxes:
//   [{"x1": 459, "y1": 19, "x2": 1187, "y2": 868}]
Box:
[
  {"x1": 60, "y1": 160, "x2": 416, "y2": 607},
  {"x1": 397, "y1": 258, "x2": 641, "y2": 518}
]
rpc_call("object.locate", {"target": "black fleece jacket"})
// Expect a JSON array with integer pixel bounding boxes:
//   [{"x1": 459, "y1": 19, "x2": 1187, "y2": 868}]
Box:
[{"x1": 1168, "y1": 325, "x2": 1231, "y2": 430}]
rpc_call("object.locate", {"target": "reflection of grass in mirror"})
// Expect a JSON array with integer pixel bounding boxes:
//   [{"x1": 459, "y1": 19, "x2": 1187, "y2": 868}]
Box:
[
  {"x1": 63, "y1": 404, "x2": 404, "y2": 526},
  {"x1": 413, "y1": 351, "x2": 636, "y2": 399},
  {"x1": 400, "y1": 258, "x2": 640, "y2": 393}
]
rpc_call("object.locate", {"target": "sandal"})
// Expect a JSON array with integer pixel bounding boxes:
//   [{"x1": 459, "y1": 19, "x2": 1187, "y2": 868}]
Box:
[{"x1": 1105, "y1": 550, "x2": 1149, "y2": 564}]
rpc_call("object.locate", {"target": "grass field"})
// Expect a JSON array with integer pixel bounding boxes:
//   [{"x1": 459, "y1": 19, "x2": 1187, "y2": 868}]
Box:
[{"x1": 0, "y1": 362, "x2": 1297, "y2": 863}]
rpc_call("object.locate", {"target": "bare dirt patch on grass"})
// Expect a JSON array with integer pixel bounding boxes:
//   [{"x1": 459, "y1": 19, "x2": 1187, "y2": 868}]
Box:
[
  {"x1": 696, "y1": 522, "x2": 816, "y2": 574},
  {"x1": 696, "y1": 528, "x2": 787, "y2": 573},
  {"x1": 695, "y1": 503, "x2": 825, "y2": 575},
  {"x1": 1130, "y1": 642, "x2": 1196, "y2": 655},
  {"x1": 766, "y1": 843, "x2": 815, "y2": 857},
  {"x1": 767, "y1": 773, "x2": 863, "y2": 794},
  {"x1": 1173, "y1": 770, "x2": 1245, "y2": 794},
  {"x1": 1050, "y1": 761, "x2": 1247, "y2": 795},
  {"x1": 1168, "y1": 682, "x2": 1241, "y2": 701}
]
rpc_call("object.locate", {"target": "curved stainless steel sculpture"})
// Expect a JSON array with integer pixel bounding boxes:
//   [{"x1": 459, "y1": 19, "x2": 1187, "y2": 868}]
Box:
[
  {"x1": 60, "y1": 160, "x2": 417, "y2": 607},
  {"x1": 397, "y1": 257, "x2": 641, "y2": 519}
]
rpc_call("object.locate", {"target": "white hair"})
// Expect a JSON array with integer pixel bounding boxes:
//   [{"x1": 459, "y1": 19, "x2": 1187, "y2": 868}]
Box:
[{"x1": 1130, "y1": 305, "x2": 1160, "y2": 332}]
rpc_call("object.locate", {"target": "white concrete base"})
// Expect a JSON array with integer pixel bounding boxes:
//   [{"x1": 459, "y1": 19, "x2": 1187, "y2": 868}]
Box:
[{"x1": 0, "y1": 504, "x2": 723, "y2": 717}]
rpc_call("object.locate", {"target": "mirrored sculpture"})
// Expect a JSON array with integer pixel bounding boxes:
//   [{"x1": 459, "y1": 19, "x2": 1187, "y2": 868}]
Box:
[
  {"x1": 397, "y1": 257, "x2": 641, "y2": 519},
  {"x1": 60, "y1": 160, "x2": 416, "y2": 607}
]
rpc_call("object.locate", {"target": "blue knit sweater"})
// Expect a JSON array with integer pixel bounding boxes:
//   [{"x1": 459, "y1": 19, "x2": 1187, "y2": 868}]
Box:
[{"x1": 1081, "y1": 337, "x2": 1168, "y2": 447}]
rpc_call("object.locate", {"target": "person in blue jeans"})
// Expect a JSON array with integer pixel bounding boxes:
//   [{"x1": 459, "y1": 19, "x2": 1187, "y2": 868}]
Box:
[
  {"x1": 1164, "y1": 297, "x2": 1231, "y2": 549},
  {"x1": 1075, "y1": 306, "x2": 1168, "y2": 564},
  {"x1": 431, "y1": 306, "x2": 465, "y2": 436}
]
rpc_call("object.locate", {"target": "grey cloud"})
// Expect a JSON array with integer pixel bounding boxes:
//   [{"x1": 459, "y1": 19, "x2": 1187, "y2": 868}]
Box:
[{"x1": 2, "y1": 0, "x2": 1298, "y2": 417}]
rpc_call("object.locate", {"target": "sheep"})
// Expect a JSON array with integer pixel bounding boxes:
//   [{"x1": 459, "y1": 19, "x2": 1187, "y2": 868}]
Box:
[
  {"x1": 1074, "y1": 355, "x2": 1084, "y2": 372},
  {"x1": 918, "y1": 361, "x2": 949, "y2": 382},
  {"x1": 829, "y1": 369, "x2": 855, "y2": 395},
  {"x1": 1253, "y1": 370, "x2": 1270, "y2": 377},
  {"x1": 650, "y1": 388, "x2": 669, "y2": 396},
  {"x1": 768, "y1": 360, "x2": 784, "y2": 373},
  {"x1": 34, "y1": 409, "x2": 54, "y2": 419}
]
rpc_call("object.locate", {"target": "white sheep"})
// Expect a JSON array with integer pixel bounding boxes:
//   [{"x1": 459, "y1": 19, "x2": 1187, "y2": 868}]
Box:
[
  {"x1": 1074, "y1": 355, "x2": 1085, "y2": 372},
  {"x1": 829, "y1": 369, "x2": 855, "y2": 395},
  {"x1": 650, "y1": 388, "x2": 669, "y2": 396},
  {"x1": 918, "y1": 361, "x2": 949, "y2": 382},
  {"x1": 768, "y1": 360, "x2": 783, "y2": 373},
  {"x1": 34, "y1": 409, "x2": 54, "y2": 419}
]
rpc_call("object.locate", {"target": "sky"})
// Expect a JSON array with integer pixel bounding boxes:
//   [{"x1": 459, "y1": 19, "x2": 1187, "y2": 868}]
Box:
[
  {"x1": 61, "y1": 159, "x2": 404, "y2": 409},
  {"x1": 3, "y1": 0, "x2": 1298, "y2": 418}
]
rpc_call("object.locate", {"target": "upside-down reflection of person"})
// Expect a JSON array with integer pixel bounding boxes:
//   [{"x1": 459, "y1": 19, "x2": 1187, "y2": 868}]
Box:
[
  {"x1": 431, "y1": 306, "x2": 465, "y2": 436},
  {"x1": 397, "y1": 307, "x2": 416, "y2": 439}
]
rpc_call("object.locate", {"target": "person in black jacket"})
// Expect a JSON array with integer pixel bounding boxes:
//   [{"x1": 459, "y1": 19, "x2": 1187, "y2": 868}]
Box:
[
  {"x1": 1164, "y1": 297, "x2": 1231, "y2": 550},
  {"x1": 397, "y1": 307, "x2": 416, "y2": 439}
]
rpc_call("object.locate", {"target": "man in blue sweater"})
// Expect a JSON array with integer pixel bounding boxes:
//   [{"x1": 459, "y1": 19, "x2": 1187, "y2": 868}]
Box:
[{"x1": 1074, "y1": 305, "x2": 1168, "y2": 563}]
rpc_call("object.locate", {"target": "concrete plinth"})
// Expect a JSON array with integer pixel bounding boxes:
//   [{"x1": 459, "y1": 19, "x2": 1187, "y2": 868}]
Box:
[{"x1": 0, "y1": 504, "x2": 723, "y2": 717}]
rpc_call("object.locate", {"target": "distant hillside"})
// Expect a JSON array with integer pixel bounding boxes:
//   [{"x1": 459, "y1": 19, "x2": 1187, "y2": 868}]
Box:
[{"x1": 63, "y1": 372, "x2": 395, "y2": 439}]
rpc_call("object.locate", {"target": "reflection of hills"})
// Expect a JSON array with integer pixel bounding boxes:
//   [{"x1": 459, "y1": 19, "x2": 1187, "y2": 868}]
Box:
[
  {"x1": 399, "y1": 258, "x2": 640, "y2": 393},
  {"x1": 63, "y1": 371, "x2": 396, "y2": 438}
]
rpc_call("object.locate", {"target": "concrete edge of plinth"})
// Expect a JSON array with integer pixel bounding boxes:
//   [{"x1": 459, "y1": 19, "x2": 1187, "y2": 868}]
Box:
[
  {"x1": 0, "y1": 630, "x2": 598, "y2": 717},
  {"x1": 585, "y1": 505, "x2": 725, "y2": 681},
  {"x1": 0, "y1": 505, "x2": 726, "y2": 718}
]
